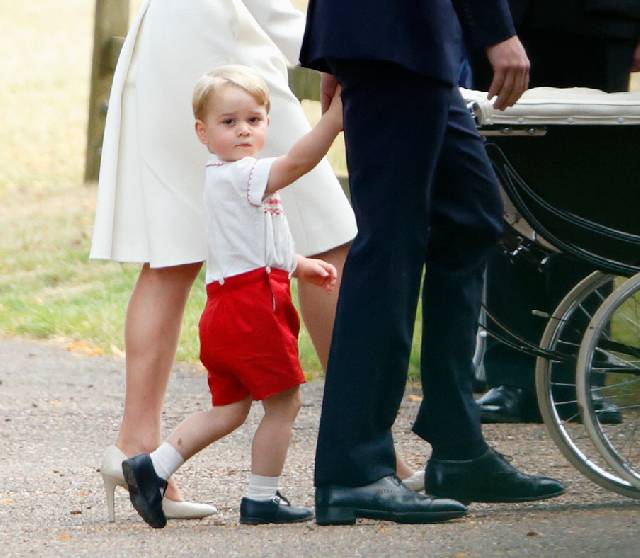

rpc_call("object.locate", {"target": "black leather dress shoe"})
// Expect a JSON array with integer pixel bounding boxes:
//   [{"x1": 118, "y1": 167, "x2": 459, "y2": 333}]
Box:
[
  {"x1": 477, "y1": 385, "x2": 539, "y2": 423},
  {"x1": 425, "y1": 448, "x2": 565, "y2": 503},
  {"x1": 122, "y1": 454, "x2": 168, "y2": 529},
  {"x1": 315, "y1": 475, "x2": 466, "y2": 526},
  {"x1": 239, "y1": 492, "x2": 313, "y2": 524}
]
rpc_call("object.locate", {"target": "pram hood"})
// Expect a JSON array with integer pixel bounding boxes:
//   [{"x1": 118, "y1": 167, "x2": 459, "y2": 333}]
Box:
[{"x1": 462, "y1": 87, "x2": 640, "y2": 126}]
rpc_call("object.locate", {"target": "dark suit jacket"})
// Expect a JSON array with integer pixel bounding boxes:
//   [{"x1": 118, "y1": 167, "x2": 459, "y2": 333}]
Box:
[
  {"x1": 300, "y1": 0, "x2": 515, "y2": 84},
  {"x1": 509, "y1": 0, "x2": 640, "y2": 38}
]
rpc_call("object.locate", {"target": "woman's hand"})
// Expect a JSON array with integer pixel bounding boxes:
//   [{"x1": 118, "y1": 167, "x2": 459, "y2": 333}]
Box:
[{"x1": 294, "y1": 256, "x2": 337, "y2": 292}]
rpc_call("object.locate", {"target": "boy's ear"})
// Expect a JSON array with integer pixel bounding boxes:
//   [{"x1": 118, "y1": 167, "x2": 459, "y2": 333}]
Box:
[{"x1": 194, "y1": 120, "x2": 208, "y2": 145}]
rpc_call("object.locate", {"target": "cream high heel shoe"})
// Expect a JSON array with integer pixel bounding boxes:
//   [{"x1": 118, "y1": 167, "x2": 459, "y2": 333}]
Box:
[
  {"x1": 401, "y1": 469, "x2": 425, "y2": 492},
  {"x1": 100, "y1": 445, "x2": 217, "y2": 522}
]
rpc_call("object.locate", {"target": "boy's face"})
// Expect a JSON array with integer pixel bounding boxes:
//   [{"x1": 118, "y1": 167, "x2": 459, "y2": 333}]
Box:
[{"x1": 195, "y1": 84, "x2": 268, "y2": 161}]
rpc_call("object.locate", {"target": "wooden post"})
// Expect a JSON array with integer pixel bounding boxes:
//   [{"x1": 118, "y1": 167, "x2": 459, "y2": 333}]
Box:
[{"x1": 84, "y1": 0, "x2": 129, "y2": 182}]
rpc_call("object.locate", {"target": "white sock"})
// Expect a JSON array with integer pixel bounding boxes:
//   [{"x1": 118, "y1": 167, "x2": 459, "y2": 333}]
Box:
[
  {"x1": 246, "y1": 474, "x2": 279, "y2": 501},
  {"x1": 149, "y1": 442, "x2": 185, "y2": 481},
  {"x1": 401, "y1": 469, "x2": 425, "y2": 492}
]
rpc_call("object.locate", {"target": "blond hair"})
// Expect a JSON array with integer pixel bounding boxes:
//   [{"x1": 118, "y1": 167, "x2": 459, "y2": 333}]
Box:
[{"x1": 192, "y1": 65, "x2": 270, "y2": 121}]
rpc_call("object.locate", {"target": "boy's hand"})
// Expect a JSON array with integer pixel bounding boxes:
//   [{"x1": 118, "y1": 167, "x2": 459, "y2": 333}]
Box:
[
  {"x1": 294, "y1": 256, "x2": 337, "y2": 292},
  {"x1": 321, "y1": 72, "x2": 338, "y2": 113},
  {"x1": 324, "y1": 84, "x2": 343, "y2": 131}
]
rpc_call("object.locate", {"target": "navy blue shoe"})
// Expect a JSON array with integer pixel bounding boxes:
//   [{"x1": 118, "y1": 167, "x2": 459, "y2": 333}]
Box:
[
  {"x1": 239, "y1": 492, "x2": 313, "y2": 525},
  {"x1": 122, "y1": 454, "x2": 168, "y2": 528}
]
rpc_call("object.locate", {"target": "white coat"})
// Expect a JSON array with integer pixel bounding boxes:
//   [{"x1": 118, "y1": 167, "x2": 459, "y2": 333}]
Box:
[{"x1": 90, "y1": 0, "x2": 356, "y2": 267}]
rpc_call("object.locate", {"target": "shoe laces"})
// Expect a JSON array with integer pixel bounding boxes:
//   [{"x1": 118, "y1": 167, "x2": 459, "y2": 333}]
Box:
[
  {"x1": 490, "y1": 449, "x2": 518, "y2": 472},
  {"x1": 390, "y1": 475, "x2": 416, "y2": 492}
]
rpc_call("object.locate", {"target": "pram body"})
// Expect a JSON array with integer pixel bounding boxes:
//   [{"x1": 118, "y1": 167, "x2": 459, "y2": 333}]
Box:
[{"x1": 464, "y1": 87, "x2": 640, "y2": 498}]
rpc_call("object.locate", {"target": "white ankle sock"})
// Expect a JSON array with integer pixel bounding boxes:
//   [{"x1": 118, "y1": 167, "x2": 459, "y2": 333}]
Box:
[
  {"x1": 246, "y1": 474, "x2": 279, "y2": 501},
  {"x1": 150, "y1": 442, "x2": 185, "y2": 481}
]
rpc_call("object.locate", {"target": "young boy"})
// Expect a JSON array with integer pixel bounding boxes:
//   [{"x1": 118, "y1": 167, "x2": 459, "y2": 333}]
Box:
[{"x1": 121, "y1": 65, "x2": 343, "y2": 528}]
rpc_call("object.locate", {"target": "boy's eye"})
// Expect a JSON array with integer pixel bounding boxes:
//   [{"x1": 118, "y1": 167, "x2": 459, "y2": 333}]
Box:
[
  {"x1": 249, "y1": 116, "x2": 262, "y2": 124},
  {"x1": 222, "y1": 118, "x2": 235, "y2": 126}
]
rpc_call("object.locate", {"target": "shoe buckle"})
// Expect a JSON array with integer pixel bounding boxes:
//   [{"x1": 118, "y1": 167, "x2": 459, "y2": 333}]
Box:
[{"x1": 274, "y1": 491, "x2": 290, "y2": 506}]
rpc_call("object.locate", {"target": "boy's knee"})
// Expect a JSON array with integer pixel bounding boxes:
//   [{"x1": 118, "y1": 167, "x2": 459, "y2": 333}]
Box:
[
  {"x1": 288, "y1": 389, "x2": 302, "y2": 417},
  {"x1": 264, "y1": 387, "x2": 302, "y2": 420},
  {"x1": 282, "y1": 386, "x2": 301, "y2": 412},
  {"x1": 223, "y1": 399, "x2": 251, "y2": 432}
]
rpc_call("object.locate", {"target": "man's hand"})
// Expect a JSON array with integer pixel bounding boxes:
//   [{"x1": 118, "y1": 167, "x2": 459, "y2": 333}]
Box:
[
  {"x1": 632, "y1": 40, "x2": 640, "y2": 73},
  {"x1": 486, "y1": 36, "x2": 530, "y2": 111},
  {"x1": 294, "y1": 256, "x2": 337, "y2": 292},
  {"x1": 321, "y1": 72, "x2": 339, "y2": 113}
]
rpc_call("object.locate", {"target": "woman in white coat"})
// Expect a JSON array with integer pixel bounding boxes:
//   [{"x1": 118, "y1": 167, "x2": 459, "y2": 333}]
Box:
[
  {"x1": 92, "y1": 0, "x2": 421, "y2": 521},
  {"x1": 92, "y1": 0, "x2": 357, "y2": 520}
]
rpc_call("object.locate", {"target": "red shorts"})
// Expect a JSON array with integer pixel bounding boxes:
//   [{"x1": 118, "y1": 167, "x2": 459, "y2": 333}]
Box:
[{"x1": 199, "y1": 267, "x2": 305, "y2": 406}]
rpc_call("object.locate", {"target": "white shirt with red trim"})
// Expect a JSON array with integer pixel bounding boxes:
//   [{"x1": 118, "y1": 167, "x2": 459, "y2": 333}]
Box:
[{"x1": 203, "y1": 154, "x2": 297, "y2": 285}]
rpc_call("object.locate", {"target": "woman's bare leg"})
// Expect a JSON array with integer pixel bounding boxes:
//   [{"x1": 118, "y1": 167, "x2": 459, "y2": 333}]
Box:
[
  {"x1": 298, "y1": 242, "x2": 415, "y2": 479},
  {"x1": 115, "y1": 262, "x2": 202, "y2": 500},
  {"x1": 396, "y1": 455, "x2": 414, "y2": 480},
  {"x1": 297, "y1": 243, "x2": 349, "y2": 370}
]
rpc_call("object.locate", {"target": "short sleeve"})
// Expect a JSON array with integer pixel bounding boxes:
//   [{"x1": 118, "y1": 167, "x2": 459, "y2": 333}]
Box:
[{"x1": 234, "y1": 157, "x2": 277, "y2": 207}]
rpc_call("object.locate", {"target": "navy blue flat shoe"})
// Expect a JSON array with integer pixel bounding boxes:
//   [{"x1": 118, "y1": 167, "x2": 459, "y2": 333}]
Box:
[
  {"x1": 122, "y1": 453, "x2": 168, "y2": 529},
  {"x1": 239, "y1": 492, "x2": 313, "y2": 525}
]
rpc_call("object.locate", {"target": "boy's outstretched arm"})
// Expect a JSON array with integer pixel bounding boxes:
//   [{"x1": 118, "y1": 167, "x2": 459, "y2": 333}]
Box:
[
  {"x1": 266, "y1": 86, "x2": 342, "y2": 195},
  {"x1": 293, "y1": 255, "x2": 337, "y2": 292}
]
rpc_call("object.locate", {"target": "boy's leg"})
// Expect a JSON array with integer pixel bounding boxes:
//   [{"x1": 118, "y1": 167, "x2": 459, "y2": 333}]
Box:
[
  {"x1": 240, "y1": 386, "x2": 312, "y2": 524},
  {"x1": 251, "y1": 387, "x2": 301, "y2": 477},
  {"x1": 122, "y1": 398, "x2": 251, "y2": 529},
  {"x1": 167, "y1": 397, "x2": 252, "y2": 461}
]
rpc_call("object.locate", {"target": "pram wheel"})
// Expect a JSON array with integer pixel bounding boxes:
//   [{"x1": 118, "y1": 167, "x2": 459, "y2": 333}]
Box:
[
  {"x1": 535, "y1": 271, "x2": 640, "y2": 498},
  {"x1": 577, "y1": 272, "x2": 640, "y2": 490}
]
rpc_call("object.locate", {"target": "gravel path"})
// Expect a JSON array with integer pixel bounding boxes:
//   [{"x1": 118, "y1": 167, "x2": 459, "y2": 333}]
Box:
[{"x1": 0, "y1": 337, "x2": 638, "y2": 557}]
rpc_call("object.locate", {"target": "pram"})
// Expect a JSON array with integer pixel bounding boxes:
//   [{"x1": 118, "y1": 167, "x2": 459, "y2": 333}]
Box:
[{"x1": 464, "y1": 86, "x2": 640, "y2": 499}]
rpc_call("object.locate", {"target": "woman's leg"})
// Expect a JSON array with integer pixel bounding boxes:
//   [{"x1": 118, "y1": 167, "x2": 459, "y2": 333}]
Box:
[
  {"x1": 396, "y1": 456, "x2": 414, "y2": 480},
  {"x1": 297, "y1": 243, "x2": 349, "y2": 369},
  {"x1": 115, "y1": 261, "x2": 202, "y2": 500}
]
